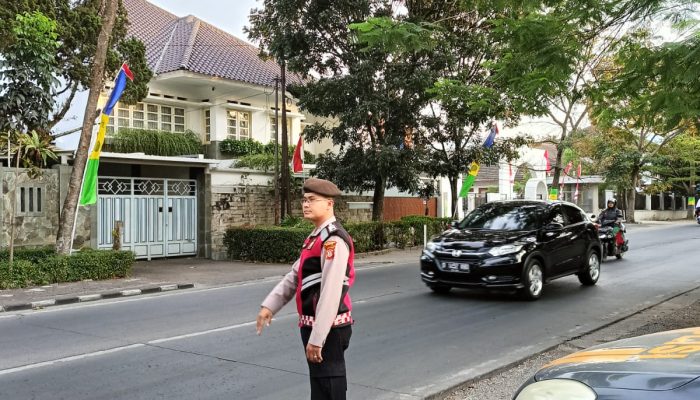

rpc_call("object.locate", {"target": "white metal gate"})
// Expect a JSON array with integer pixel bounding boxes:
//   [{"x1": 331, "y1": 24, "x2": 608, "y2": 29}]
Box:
[{"x1": 97, "y1": 177, "x2": 197, "y2": 259}]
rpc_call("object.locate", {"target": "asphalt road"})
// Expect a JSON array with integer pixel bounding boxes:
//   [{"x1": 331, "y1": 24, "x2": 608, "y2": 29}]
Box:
[{"x1": 1, "y1": 222, "x2": 699, "y2": 400}]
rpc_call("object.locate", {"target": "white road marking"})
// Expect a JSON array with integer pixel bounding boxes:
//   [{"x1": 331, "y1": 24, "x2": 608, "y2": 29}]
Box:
[
  {"x1": 0, "y1": 315, "x2": 297, "y2": 376},
  {"x1": 0, "y1": 260, "x2": 411, "y2": 316},
  {"x1": 0, "y1": 344, "x2": 145, "y2": 377},
  {"x1": 148, "y1": 320, "x2": 257, "y2": 344}
]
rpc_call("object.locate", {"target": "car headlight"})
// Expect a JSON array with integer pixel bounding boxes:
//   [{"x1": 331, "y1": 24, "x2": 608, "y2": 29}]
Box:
[
  {"x1": 515, "y1": 379, "x2": 596, "y2": 400},
  {"x1": 488, "y1": 244, "x2": 523, "y2": 257},
  {"x1": 426, "y1": 241, "x2": 439, "y2": 252}
]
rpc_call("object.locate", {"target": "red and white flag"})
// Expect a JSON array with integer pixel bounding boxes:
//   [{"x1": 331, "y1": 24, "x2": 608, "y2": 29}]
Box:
[
  {"x1": 292, "y1": 135, "x2": 304, "y2": 173},
  {"x1": 509, "y1": 164, "x2": 515, "y2": 185},
  {"x1": 574, "y1": 163, "x2": 582, "y2": 202},
  {"x1": 543, "y1": 150, "x2": 551, "y2": 175}
]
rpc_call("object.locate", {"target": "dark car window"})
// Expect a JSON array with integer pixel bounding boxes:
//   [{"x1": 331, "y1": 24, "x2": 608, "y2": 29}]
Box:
[
  {"x1": 563, "y1": 205, "x2": 584, "y2": 224},
  {"x1": 459, "y1": 203, "x2": 543, "y2": 231},
  {"x1": 545, "y1": 206, "x2": 566, "y2": 226}
]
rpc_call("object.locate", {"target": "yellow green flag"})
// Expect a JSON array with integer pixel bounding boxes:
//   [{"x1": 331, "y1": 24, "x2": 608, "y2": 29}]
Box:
[
  {"x1": 79, "y1": 114, "x2": 110, "y2": 205},
  {"x1": 79, "y1": 63, "x2": 133, "y2": 205},
  {"x1": 459, "y1": 162, "x2": 480, "y2": 197}
]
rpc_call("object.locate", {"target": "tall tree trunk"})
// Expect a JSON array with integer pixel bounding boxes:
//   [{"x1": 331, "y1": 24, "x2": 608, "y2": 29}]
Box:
[
  {"x1": 449, "y1": 176, "x2": 458, "y2": 219},
  {"x1": 280, "y1": 60, "x2": 290, "y2": 219},
  {"x1": 626, "y1": 166, "x2": 640, "y2": 223},
  {"x1": 55, "y1": 0, "x2": 119, "y2": 255},
  {"x1": 550, "y1": 141, "x2": 565, "y2": 189},
  {"x1": 689, "y1": 154, "x2": 696, "y2": 219},
  {"x1": 371, "y1": 175, "x2": 386, "y2": 221}
]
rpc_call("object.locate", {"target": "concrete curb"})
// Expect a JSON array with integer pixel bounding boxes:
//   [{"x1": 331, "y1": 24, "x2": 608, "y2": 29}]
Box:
[{"x1": 0, "y1": 283, "x2": 195, "y2": 313}]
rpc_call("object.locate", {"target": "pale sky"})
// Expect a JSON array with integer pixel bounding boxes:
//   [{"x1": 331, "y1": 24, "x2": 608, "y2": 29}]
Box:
[
  {"x1": 55, "y1": 0, "x2": 261, "y2": 148},
  {"x1": 148, "y1": 0, "x2": 260, "y2": 43}
]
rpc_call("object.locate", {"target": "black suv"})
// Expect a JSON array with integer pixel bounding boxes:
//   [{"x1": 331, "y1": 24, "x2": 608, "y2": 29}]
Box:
[{"x1": 420, "y1": 200, "x2": 602, "y2": 300}]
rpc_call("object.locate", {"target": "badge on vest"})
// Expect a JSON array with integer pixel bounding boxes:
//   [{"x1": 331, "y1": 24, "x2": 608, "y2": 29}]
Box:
[
  {"x1": 305, "y1": 238, "x2": 317, "y2": 250},
  {"x1": 324, "y1": 241, "x2": 336, "y2": 259}
]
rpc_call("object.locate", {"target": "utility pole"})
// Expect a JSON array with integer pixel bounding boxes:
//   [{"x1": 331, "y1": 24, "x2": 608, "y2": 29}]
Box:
[
  {"x1": 691, "y1": 128, "x2": 696, "y2": 219},
  {"x1": 273, "y1": 76, "x2": 280, "y2": 225},
  {"x1": 280, "y1": 60, "x2": 290, "y2": 219}
]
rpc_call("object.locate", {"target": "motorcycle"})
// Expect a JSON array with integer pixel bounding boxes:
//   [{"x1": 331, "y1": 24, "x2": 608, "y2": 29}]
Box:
[
  {"x1": 597, "y1": 219, "x2": 628, "y2": 260},
  {"x1": 695, "y1": 208, "x2": 700, "y2": 224}
]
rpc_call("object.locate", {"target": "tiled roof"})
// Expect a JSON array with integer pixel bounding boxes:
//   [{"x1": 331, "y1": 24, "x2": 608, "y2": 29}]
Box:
[
  {"x1": 476, "y1": 165, "x2": 500, "y2": 183},
  {"x1": 123, "y1": 0, "x2": 303, "y2": 87}
]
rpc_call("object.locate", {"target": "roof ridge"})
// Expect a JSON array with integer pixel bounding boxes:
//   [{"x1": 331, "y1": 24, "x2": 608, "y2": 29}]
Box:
[
  {"x1": 180, "y1": 17, "x2": 201, "y2": 70},
  {"x1": 153, "y1": 19, "x2": 179, "y2": 75}
]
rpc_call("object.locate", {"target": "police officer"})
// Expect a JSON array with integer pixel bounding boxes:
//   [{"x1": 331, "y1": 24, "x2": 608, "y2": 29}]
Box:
[{"x1": 256, "y1": 178, "x2": 355, "y2": 400}]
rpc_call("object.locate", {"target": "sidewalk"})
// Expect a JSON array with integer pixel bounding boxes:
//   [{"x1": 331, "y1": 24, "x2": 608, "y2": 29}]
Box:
[{"x1": 0, "y1": 248, "x2": 422, "y2": 312}]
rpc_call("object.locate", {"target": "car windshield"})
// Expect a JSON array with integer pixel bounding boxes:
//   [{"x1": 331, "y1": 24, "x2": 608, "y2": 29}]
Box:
[{"x1": 459, "y1": 203, "x2": 543, "y2": 231}]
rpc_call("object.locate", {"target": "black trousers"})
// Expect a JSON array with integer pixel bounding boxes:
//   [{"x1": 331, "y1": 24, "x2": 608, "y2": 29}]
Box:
[{"x1": 300, "y1": 325, "x2": 352, "y2": 400}]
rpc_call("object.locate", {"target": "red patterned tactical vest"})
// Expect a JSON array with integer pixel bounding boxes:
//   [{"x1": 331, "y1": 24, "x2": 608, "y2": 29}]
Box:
[{"x1": 295, "y1": 221, "x2": 355, "y2": 328}]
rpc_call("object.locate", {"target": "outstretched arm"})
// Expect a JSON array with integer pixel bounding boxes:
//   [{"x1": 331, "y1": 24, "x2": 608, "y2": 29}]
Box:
[{"x1": 257, "y1": 259, "x2": 300, "y2": 335}]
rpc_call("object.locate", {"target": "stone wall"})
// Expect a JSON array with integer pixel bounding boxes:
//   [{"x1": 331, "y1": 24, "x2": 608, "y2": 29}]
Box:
[
  {"x1": 2, "y1": 168, "x2": 58, "y2": 249},
  {"x1": 1, "y1": 167, "x2": 92, "y2": 251},
  {"x1": 210, "y1": 185, "x2": 275, "y2": 259},
  {"x1": 209, "y1": 182, "x2": 373, "y2": 260},
  {"x1": 334, "y1": 195, "x2": 374, "y2": 223}
]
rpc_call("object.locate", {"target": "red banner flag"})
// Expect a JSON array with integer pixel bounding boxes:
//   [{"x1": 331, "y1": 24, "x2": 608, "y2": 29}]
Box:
[
  {"x1": 574, "y1": 163, "x2": 581, "y2": 202},
  {"x1": 292, "y1": 135, "x2": 304, "y2": 173}
]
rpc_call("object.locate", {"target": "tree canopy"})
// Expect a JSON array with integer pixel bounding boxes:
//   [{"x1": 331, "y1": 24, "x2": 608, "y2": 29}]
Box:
[{"x1": 0, "y1": 0, "x2": 152, "y2": 133}]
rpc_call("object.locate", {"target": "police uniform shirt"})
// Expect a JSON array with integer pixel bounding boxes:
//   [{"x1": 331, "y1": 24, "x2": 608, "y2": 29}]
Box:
[{"x1": 261, "y1": 216, "x2": 350, "y2": 347}]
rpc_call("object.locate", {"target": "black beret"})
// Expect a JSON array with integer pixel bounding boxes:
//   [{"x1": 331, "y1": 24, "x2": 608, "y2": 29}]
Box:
[{"x1": 303, "y1": 178, "x2": 341, "y2": 198}]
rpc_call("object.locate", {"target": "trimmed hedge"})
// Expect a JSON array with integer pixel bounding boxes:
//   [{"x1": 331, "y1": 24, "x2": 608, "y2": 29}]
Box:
[
  {"x1": 0, "y1": 250, "x2": 135, "y2": 289},
  {"x1": 0, "y1": 247, "x2": 55, "y2": 264},
  {"x1": 224, "y1": 226, "x2": 308, "y2": 263},
  {"x1": 224, "y1": 216, "x2": 452, "y2": 263}
]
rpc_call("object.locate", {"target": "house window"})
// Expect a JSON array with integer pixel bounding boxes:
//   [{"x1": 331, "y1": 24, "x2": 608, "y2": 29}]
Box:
[
  {"x1": 227, "y1": 110, "x2": 250, "y2": 140},
  {"x1": 269, "y1": 116, "x2": 292, "y2": 142},
  {"x1": 17, "y1": 185, "x2": 43, "y2": 216},
  {"x1": 204, "y1": 110, "x2": 211, "y2": 142},
  {"x1": 107, "y1": 102, "x2": 186, "y2": 134}
]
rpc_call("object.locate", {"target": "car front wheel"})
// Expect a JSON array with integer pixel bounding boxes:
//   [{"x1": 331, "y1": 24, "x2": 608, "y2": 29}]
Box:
[
  {"x1": 578, "y1": 249, "x2": 600, "y2": 286},
  {"x1": 519, "y1": 259, "x2": 544, "y2": 300}
]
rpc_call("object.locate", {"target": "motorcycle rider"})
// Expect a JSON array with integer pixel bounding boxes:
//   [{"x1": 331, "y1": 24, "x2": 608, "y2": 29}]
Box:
[
  {"x1": 598, "y1": 198, "x2": 623, "y2": 226},
  {"x1": 598, "y1": 198, "x2": 626, "y2": 253}
]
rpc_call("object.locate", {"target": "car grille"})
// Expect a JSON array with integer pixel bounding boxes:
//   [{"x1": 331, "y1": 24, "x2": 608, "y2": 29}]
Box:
[{"x1": 434, "y1": 249, "x2": 484, "y2": 261}]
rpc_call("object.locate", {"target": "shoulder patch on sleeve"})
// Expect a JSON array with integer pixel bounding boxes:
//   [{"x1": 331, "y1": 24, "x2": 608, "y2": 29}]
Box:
[{"x1": 324, "y1": 240, "x2": 337, "y2": 260}]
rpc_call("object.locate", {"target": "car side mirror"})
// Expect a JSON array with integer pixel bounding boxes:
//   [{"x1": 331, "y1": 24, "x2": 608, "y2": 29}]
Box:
[
  {"x1": 450, "y1": 220, "x2": 460, "y2": 228},
  {"x1": 545, "y1": 222, "x2": 564, "y2": 230}
]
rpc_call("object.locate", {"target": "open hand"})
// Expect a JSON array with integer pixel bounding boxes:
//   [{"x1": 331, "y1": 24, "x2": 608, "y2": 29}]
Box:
[{"x1": 256, "y1": 307, "x2": 273, "y2": 335}]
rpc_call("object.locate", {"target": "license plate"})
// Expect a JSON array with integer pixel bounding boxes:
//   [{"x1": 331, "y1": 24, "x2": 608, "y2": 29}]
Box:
[{"x1": 443, "y1": 262, "x2": 470, "y2": 272}]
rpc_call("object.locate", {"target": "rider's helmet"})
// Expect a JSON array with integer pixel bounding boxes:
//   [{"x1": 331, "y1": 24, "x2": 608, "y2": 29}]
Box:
[{"x1": 607, "y1": 198, "x2": 617, "y2": 208}]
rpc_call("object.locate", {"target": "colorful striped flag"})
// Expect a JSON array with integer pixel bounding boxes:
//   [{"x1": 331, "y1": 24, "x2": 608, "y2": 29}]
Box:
[
  {"x1": 459, "y1": 123, "x2": 498, "y2": 197},
  {"x1": 79, "y1": 63, "x2": 134, "y2": 205}
]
